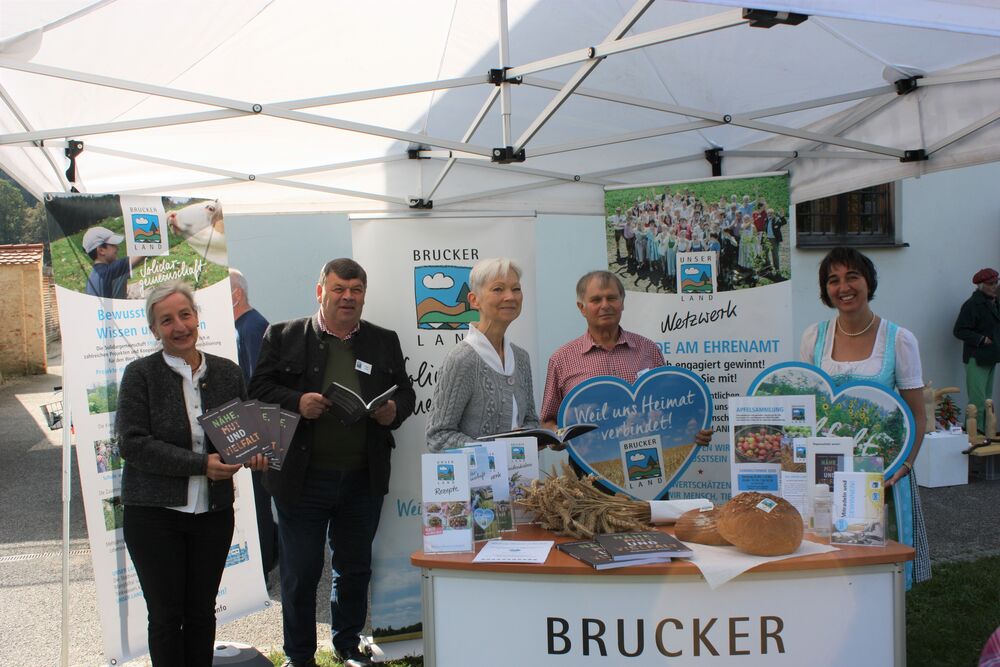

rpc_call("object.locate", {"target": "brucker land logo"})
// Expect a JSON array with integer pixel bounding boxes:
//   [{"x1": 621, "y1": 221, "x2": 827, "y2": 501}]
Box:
[
  {"x1": 130, "y1": 212, "x2": 162, "y2": 244},
  {"x1": 677, "y1": 251, "x2": 717, "y2": 296},
  {"x1": 414, "y1": 265, "x2": 478, "y2": 330}
]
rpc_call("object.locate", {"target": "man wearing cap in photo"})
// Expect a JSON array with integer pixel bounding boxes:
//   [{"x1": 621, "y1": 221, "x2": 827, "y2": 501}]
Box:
[
  {"x1": 954, "y1": 268, "x2": 1000, "y2": 432},
  {"x1": 82, "y1": 226, "x2": 146, "y2": 299}
]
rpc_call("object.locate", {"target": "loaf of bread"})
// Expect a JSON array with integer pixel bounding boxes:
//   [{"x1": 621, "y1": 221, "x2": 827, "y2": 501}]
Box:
[
  {"x1": 674, "y1": 507, "x2": 731, "y2": 546},
  {"x1": 716, "y1": 492, "x2": 803, "y2": 556}
]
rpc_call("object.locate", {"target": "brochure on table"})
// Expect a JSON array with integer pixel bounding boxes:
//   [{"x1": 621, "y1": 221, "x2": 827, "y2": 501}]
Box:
[
  {"x1": 832, "y1": 471, "x2": 886, "y2": 547},
  {"x1": 421, "y1": 453, "x2": 473, "y2": 554},
  {"x1": 803, "y1": 437, "x2": 854, "y2": 525},
  {"x1": 728, "y1": 395, "x2": 816, "y2": 514},
  {"x1": 473, "y1": 540, "x2": 553, "y2": 564},
  {"x1": 453, "y1": 444, "x2": 514, "y2": 541},
  {"x1": 489, "y1": 437, "x2": 539, "y2": 524}
]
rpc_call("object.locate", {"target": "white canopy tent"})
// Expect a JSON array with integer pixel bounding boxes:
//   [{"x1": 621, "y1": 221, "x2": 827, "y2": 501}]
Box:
[{"x1": 0, "y1": 0, "x2": 998, "y2": 212}]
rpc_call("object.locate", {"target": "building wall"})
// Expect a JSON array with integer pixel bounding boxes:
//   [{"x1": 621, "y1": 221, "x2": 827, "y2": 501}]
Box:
[
  {"x1": 791, "y1": 160, "x2": 1000, "y2": 414},
  {"x1": 0, "y1": 262, "x2": 47, "y2": 375}
]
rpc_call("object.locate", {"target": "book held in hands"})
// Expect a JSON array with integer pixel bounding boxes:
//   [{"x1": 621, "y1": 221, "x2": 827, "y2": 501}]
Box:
[
  {"x1": 478, "y1": 423, "x2": 597, "y2": 448},
  {"x1": 323, "y1": 382, "x2": 397, "y2": 425}
]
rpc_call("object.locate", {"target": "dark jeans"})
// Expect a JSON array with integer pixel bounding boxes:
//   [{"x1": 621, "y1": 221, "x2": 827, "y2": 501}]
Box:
[
  {"x1": 123, "y1": 504, "x2": 234, "y2": 667},
  {"x1": 275, "y1": 468, "x2": 383, "y2": 660},
  {"x1": 251, "y1": 469, "x2": 278, "y2": 575}
]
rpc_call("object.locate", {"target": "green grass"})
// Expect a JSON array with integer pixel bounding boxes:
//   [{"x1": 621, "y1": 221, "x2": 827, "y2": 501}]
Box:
[
  {"x1": 907, "y1": 555, "x2": 1000, "y2": 666},
  {"x1": 266, "y1": 649, "x2": 423, "y2": 666},
  {"x1": 605, "y1": 175, "x2": 790, "y2": 217}
]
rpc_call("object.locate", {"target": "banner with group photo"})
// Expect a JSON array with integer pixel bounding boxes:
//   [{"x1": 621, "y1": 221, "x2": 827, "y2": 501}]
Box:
[
  {"x1": 46, "y1": 193, "x2": 268, "y2": 665},
  {"x1": 352, "y1": 216, "x2": 537, "y2": 647},
  {"x1": 605, "y1": 173, "x2": 793, "y2": 505}
]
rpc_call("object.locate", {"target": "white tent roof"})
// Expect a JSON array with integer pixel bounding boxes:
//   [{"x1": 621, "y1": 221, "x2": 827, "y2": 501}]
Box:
[{"x1": 1, "y1": 0, "x2": 998, "y2": 212}]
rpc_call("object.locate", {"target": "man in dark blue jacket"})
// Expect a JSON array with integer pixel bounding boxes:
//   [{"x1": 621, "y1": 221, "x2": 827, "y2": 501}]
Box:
[
  {"x1": 954, "y1": 267, "x2": 1000, "y2": 432},
  {"x1": 249, "y1": 258, "x2": 415, "y2": 667}
]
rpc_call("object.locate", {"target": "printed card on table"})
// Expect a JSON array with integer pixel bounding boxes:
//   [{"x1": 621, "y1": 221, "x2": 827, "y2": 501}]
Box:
[
  {"x1": 832, "y1": 471, "x2": 885, "y2": 547},
  {"x1": 728, "y1": 395, "x2": 816, "y2": 503},
  {"x1": 421, "y1": 453, "x2": 472, "y2": 554},
  {"x1": 497, "y1": 436, "x2": 539, "y2": 524}
]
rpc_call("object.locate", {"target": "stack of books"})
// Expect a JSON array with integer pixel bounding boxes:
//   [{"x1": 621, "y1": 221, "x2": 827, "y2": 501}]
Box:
[
  {"x1": 556, "y1": 531, "x2": 693, "y2": 570},
  {"x1": 198, "y1": 399, "x2": 299, "y2": 469}
]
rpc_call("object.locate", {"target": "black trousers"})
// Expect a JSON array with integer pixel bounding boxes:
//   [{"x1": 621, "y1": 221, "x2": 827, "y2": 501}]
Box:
[{"x1": 123, "y1": 504, "x2": 235, "y2": 667}]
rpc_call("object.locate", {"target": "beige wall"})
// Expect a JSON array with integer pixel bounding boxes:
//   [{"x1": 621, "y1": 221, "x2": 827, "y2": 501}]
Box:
[{"x1": 0, "y1": 262, "x2": 47, "y2": 376}]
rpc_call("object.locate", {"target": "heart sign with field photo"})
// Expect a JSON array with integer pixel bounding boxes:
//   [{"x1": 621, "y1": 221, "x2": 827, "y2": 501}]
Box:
[
  {"x1": 747, "y1": 362, "x2": 915, "y2": 480},
  {"x1": 559, "y1": 367, "x2": 712, "y2": 500}
]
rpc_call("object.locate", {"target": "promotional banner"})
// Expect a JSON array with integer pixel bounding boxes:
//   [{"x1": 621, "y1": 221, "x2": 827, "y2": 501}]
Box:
[
  {"x1": 606, "y1": 174, "x2": 792, "y2": 504},
  {"x1": 559, "y1": 367, "x2": 712, "y2": 500},
  {"x1": 46, "y1": 193, "x2": 268, "y2": 665},
  {"x1": 352, "y1": 216, "x2": 537, "y2": 644}
]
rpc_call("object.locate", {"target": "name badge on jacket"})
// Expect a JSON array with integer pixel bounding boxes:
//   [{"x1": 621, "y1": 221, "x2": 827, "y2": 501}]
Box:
[{"x1": 355, "y1": 360, "x2": 373, "y2": 375}]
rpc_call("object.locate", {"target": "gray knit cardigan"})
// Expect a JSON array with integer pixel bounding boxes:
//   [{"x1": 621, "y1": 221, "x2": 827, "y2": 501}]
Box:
[{"x1": 426, "y1": 341, "x2": 539, "y2": 452}]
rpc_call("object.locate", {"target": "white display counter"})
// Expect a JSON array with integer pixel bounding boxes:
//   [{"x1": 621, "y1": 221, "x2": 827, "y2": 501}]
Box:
[
  {"x1": 915, "y1": 431, "x2": 969, "y2": 488},
  {"x1": 412, "y1": 525, "x2": 913, "y2": 667}
]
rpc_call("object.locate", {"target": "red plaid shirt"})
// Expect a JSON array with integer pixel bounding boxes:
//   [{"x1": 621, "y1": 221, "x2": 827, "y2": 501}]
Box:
[{"x1": 540, "y1": 328, "x2": 664, "y2": 423}]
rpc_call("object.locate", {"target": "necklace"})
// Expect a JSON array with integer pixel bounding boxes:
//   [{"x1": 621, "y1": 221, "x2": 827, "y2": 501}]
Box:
[{"x1": 837, "y1": 312, "x2": 877, "y2": 337}]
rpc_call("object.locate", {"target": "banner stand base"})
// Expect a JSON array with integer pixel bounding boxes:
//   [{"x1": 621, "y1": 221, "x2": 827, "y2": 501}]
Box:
[{"x1": 212, "y1": 642, "x2": 271, "y2": 666}]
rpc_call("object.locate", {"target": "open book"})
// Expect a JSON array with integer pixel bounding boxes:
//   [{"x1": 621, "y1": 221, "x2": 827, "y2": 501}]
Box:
[
  {"x1": 477, "y1": 423, "x2": 597, "y2": 447},
  {"x1": 323, "y1": 382, "x2": 397, "y2": 425}
]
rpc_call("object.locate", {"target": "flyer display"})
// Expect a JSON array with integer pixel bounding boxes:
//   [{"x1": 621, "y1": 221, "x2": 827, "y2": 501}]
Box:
[
  {"x1": 559, "y1": 367, "x2": 711, "y2": 501},
  {"x1": 420, "y1": 453, "x2": 473, "y2": 554},
  {"x1": 728, "y1": 395, "x2": 816, "y2": 515},
  {"x1": 747, "y1": 362, "x2": 916, "y2": 480},
  {"x1": 46, "y1": 193, "x2": 267, "y2": 664},
  {"x1": 607, "y1": 174, "x2": 793, "y2": 504}
]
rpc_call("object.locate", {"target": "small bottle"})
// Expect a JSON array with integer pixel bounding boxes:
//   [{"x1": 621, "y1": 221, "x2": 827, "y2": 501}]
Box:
[{"x1": 812, "y1": 483, "x2": 833, "y2": 538}]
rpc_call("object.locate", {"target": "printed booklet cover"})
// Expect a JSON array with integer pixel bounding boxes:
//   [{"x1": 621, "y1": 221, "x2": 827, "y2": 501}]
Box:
[
  {"x1": 421, "y1": 453, "x2": 473, "y2": 554},
  {"x1": 557, "y1": 539, "x2": 672, "y2": 570},
  {"x1": 594, "y1": 531, "x2": 693, "y2": 561},
  {"x1": 198, "y1": 399, "x2": 267, "y2": 465},
  {"x1": 495, "y1": 436, "x2": 539, "y2": 524},
  {"x1": 832, "y1": 471, "x2": 886, "y2": 547},
  {"x1": 729, "y1": 395, "x2": 816, "y2": 507}
]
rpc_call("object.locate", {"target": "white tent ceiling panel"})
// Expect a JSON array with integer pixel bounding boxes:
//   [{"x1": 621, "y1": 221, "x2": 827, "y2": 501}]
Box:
[{"x1": 0, "y1": 0, "x2": 997, "y2": 211}]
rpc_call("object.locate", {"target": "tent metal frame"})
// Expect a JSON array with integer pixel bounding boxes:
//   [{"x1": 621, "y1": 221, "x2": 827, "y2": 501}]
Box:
[{"x1": 1, "y1": 4, "x2": 999, "y2": 207}]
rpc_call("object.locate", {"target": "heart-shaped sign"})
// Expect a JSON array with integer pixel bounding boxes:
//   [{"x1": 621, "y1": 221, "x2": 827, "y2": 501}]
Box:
[
  {"x1": 473, "y1": 507, "x2": 495, "y2": 530},
  {"x1": 747, "y1": 362, "x2": 915, "y2": 479},
  {"x1": 559, "y1": 367, "x2": 712, "y2": 500}
]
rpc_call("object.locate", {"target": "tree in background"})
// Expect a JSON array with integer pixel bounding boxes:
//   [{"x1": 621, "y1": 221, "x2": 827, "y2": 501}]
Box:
[{"x1": 0, "y1": 178, "x2": 44, "y2": 246}]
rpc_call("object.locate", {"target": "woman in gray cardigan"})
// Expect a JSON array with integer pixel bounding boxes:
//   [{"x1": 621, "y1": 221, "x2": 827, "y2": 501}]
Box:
[
  {"x1": 116, "y1": 280, "x2": 264, "y2": 666},
  {"x1": 427, "y1": 258, "x2": 540, "y2": 451}
]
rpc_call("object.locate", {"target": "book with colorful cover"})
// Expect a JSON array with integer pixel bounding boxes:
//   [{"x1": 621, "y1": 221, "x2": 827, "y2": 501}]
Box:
[
  {"x1": 557, "y1": 539, "x2": 673, "y2": 570},
  {"x1": 421, "y1": 452, "x2": 473, "y2": 554},
  {"x1": 197, "y1": 399, "x2": 267, "y2": 465},
  {"x1": 832, "y1": 471, "x2": 886, "y2": 547},
  {"x1": 593, "y1": 530, "x2": 694, "y2": 561}
]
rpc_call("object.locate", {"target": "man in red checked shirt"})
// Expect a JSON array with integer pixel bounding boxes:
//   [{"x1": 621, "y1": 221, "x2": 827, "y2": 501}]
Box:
[{"x1": 540, "y1": 270, "x2": 712, "y2": 450}]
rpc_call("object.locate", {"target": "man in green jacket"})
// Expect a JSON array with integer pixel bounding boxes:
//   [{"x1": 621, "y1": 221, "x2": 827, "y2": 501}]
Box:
[{"x1": 954, "y1": 268, "x2": 1000, "y2": 432}]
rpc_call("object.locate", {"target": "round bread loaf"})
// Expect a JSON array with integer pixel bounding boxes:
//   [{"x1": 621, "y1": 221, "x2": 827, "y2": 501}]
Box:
[
  {"x1": 674, "y1": 507, "x2": 731, "y2": 546},
  {"x1": 716, "y1": 492, "x2": 803, "y2": 556}
]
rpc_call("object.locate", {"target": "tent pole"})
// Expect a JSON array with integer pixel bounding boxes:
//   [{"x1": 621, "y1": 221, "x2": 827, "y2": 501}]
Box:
[
  {"x1": 531, "y1": 119, "x2": 719, "y2": 157},
  {"x1": 927, "y1": 108, "x2": 1000, "y2": 156},
  {"x1": 498, "y1": 0, "x2": 512, "y2": 147},
  {"x1": 426, "y1": 89, "x2": 500, "y2": 201},
  {"x1": 512, "y1": 0, "x2": 655, "y2": 152},
  {"x1": 507, "y1": 8, "x2": 746, "y2": 79},
  {"x1": 60, "y1": 376, "x2": 72, "y2": 667},
  {"x1": 0, "y1": 82, "x2": 72, "y2": 190},
  {"x1": 731, "y1": 117, "x2": 906, "y2": 158}
]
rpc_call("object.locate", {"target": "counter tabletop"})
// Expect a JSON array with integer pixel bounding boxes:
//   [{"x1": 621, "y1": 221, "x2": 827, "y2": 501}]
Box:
[{"x1": 411, "y1": 524, "x2": 915, "y2": 576}]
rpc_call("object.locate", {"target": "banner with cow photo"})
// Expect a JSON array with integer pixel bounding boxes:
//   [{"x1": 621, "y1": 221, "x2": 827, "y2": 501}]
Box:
[
  {"x1": 352, "y1": 216, "x2": 537, "y2": 649},
  {"x1": 605, "y1": 173, "x2": 793, "y2": 504},
  {"x1": 46, "y1": 193, "x2": 267, "y2": 665}
]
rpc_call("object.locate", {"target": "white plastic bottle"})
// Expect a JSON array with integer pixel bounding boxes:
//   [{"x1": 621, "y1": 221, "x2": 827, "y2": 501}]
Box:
[{"x1": 811, "y1": 483, "x2": 833, "y2": 538}]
